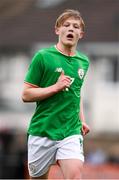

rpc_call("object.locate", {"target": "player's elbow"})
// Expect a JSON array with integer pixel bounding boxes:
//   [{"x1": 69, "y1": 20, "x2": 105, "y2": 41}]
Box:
[
  {"x1": 22, "y1": 96, "x2": 28, "y2": 103},
  {"x1": 22, "y1": 91, "x2": 30, "y2": 102}
]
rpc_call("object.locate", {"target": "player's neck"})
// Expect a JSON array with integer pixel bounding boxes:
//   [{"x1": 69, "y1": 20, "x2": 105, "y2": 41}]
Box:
[{"x1": 56, "y1": 43, "x2": 76, "y2": 56}]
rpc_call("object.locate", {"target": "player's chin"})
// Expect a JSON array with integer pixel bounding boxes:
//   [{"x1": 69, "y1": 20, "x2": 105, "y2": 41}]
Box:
[{"x1": 65, "y1": 41, "x2": 75, "y2": 47}]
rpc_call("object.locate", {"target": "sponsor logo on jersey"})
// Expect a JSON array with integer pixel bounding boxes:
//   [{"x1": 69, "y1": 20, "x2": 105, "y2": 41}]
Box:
[
  {"x1": 78, "y1": 68, "x2": 85, "y2": 79},
  {"x1": 55, "y1": 67, "x2": 63, "y2": 73}
]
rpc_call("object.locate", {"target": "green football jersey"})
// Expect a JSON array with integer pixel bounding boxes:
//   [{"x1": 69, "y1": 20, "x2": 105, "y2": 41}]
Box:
[{"x1": 25, "y1": 45, "x2": 90, "y2": 140}]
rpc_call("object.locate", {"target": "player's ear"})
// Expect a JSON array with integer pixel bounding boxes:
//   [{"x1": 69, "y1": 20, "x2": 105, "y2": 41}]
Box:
[
  {"x1": 79, "y1": 31, "x2": 84, "y2": 39},
  {"x1": 55, "y1": 27, "x2": 60, "y2": 35}
]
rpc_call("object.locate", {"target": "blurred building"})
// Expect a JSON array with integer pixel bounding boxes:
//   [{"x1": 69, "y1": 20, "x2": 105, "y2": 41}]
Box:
[{"x1": 0, "y1": 0, "x2": 119, "y2": 178}]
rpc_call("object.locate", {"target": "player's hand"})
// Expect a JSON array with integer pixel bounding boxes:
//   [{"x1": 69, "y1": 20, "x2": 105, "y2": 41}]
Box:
[
  {"x1": 81, "y1": 122, "x2": 90, "y2": 136},
  {"x1": 55, "y1": 71, "x2": 71, "y2": 91}
]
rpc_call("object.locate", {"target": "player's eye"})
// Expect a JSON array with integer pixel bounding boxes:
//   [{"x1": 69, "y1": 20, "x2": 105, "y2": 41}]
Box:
[
  {"x1": 63, "y1": 23, "x2": 69, "y2": 27},
  {"x1": 74, "y1": 24, "x2": 80, "y2": 29}
]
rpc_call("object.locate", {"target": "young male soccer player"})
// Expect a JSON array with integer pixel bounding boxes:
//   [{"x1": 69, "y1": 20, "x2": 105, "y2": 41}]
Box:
[{"x1": 22, "y1": 9, "x2": 90, "y2": 179}]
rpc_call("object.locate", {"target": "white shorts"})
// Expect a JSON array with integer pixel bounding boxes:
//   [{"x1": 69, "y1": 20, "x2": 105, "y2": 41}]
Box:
[{"x1": 28, "y1": 134, "x2": 84, "y2": 177}]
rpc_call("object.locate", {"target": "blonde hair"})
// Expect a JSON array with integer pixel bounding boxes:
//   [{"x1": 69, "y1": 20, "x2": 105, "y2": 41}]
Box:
[{"x1": 55, "y1": 9, "x2": 85, "y2": 32}]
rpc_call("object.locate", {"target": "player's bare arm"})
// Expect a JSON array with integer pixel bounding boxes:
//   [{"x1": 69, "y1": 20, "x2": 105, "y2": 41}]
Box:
[
  {"x1": 22, "y1": 71, "x2": 71, "y2": 102},
  {"x1": 80, "y1": 98, "x2": 90, "y2": 135}
]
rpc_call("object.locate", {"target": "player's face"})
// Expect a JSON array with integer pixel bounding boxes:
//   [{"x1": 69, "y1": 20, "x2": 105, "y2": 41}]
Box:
[{"x1": 55, "y1": 17, "x2": 84, "y2": 48}]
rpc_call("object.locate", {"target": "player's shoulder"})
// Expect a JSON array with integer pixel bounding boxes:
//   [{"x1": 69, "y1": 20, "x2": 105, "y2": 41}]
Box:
[
  {"x1": 37, "y1": 46, "x2": 55, "y2": 55},
  {"x1": 76, "y1": 50, "x2": 90, "y2": 64},
  {"x1": 31, "y1": 46, "x2": 55, "y2": 64}
]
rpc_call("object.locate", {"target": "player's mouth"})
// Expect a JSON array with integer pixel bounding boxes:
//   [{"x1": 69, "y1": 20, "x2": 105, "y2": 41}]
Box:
[{"x1": 66, "y1": 33, "x2": 74, "y2": 40}]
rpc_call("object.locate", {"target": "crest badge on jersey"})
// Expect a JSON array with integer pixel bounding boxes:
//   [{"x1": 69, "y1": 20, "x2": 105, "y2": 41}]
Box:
[{"x1": 78, "y1": 68, "x2": 85, "y2": 79}]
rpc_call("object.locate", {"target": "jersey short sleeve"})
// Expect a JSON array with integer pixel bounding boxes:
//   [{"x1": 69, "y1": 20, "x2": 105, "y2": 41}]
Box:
[{"x1": 24, "y1": 52, "x2": 44, "y2": 86}]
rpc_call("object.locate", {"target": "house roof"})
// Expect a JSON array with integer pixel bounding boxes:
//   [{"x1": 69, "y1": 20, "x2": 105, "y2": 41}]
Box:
[{"x1": 0, "y1": 0, "x2": 118, "y2": 48}]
